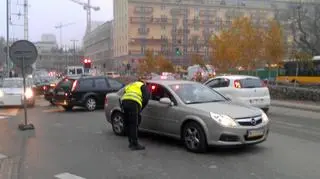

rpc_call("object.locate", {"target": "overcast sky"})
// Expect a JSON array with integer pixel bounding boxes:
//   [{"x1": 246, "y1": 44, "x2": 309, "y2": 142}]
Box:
[{"x1": 0, "y1": 0, "x2": 113, "y2": 47}]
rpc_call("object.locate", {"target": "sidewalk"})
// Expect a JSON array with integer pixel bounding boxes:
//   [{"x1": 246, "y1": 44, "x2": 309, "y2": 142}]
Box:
[{"x1": 271, "y1": 100, "x2": 320, "y2": 112}]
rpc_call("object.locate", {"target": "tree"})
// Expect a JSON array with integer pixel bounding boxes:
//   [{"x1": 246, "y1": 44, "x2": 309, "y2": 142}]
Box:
[
  {"x1": 263, "y1": 19, "x2": 286, "y2": 72},
  {"x1": 156, "y1": 55, "x2": 175, "y2": 73},
  {"x1": 230, "y1": 17, "x2": 264, "y2": 69},
  {"x1": 289, "y1": 2, "x2": 320, "y2": 55},
  {"x1": 191, "y1": 53, "x2": 206, "y2": 70},
  {"x1": 210, "y1": 17, "x2": 263, "y2": 72},
  {"x1": 137, "y1": 50, "x2": 156, "y2": 75}
]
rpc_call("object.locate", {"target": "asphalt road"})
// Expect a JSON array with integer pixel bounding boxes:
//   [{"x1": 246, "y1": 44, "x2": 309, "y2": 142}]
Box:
[{"x1": 0, "y1": 99, "x2": 320, "y2": 179}]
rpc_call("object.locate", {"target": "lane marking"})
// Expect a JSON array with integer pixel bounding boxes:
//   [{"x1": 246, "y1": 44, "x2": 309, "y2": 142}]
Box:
[
  {"x1": 0, "y1": 108, "x2": 19, "y2": 116},
  {"x1": 0, "y1": 153, "x2": 7, "y2": 160},
  {"x1": 54, "y1": 172, "x2": 86, "y2": 179}
]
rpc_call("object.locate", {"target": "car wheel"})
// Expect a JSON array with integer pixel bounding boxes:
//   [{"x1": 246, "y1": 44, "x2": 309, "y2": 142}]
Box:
[
  {"x1": 111, "y1": 112, "x2": 125, "y2": 136},
  {"x1": 182, "y1": 121, "x2": 208, "y2": 153},
  {"x1": 63, "y1": 106, "x2": 73, "y2": 111},
  {"x1": 85, "y1": 97, "x2": 97, "y2": 111}
]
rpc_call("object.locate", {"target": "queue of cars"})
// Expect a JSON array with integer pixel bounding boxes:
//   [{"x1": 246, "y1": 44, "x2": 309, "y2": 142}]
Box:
[
  {"x1": 5, "y1": 72, "x2": 269, "y2": 153},
  {"x1": 104, "y1": 75, "x2": 270, "y2": 153}
]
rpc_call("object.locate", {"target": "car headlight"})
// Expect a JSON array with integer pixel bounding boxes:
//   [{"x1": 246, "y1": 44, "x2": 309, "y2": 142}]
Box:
[
  {"x1": 210, "y1": 112, "x2": 238, "y2": 127},
  {"x1": 25, "y1": 88, "x2": 33, "y2": 98},
  {"x1": 0, "y1": 90, "x2": 3, "y2": 97},
  {"x1": 261, "y1": 110, "x2": 269, "y2": 123}
]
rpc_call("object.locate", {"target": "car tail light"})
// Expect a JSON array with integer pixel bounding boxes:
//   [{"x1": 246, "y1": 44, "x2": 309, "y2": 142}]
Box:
[
  {"x1": 261, "y1": 80, "x2": 267, "y2": 87},
  {"x1": 71, "y1": 80, "x2": 78, "y2": 91},
  {"x1": 43, "y1": 86, "x2": 47, "y2": 90},
  {"x1": 234, "y1": 80, "x2": 241, "y2": 88},
  {"x1": 104, "y1": 95, "x2": 108, "y2": 104}
]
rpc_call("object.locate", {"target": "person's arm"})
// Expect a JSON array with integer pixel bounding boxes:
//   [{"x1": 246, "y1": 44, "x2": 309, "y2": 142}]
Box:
[{"x1": 140, "y1": 84, "x2": 150, "y2": 111}]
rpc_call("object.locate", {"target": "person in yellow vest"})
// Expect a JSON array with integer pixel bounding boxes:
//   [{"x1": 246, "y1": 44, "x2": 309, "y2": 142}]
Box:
[{"x1": 121, "y1": 77, "x2": 150, "y2": 150}]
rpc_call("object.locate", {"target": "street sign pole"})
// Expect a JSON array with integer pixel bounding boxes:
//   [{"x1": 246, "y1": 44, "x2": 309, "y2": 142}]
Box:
[
  {"x1": 21, "y1": 57, "x2": 29, "y2": 128},
  {"x1": 9, "y1": 40, "x2": 37, "y2": 131}
]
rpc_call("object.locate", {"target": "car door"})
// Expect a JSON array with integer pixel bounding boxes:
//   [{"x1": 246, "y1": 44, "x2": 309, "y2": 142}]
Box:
[
  {"x1": 93, "y1": 78, "x2": 110, "y2": 106},
  {"x1": 145, "y1": 84, "x2": 179, "y2": 135},
  {"x1": 139, "y1": 83, "x2": 157, "y2": 131}
]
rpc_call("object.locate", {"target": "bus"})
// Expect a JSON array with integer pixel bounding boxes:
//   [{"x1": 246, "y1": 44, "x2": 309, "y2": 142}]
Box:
[{"x1": 276, "y1": 56, "x2": 320, "y2": 84}]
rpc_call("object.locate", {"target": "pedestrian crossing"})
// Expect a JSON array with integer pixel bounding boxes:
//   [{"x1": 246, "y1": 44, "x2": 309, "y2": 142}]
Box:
[{"x1": 0, "y1": 108, "x2": 19, "y2": 120}]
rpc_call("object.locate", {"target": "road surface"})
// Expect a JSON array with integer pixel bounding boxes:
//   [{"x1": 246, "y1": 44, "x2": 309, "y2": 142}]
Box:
[{"x1": 0, "y1": 99, "x2": 319, "y2": 179}]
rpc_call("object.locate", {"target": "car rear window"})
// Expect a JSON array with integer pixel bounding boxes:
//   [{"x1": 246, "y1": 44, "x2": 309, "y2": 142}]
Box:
[
  {"x1": 57, "y1": 78, "x2": 76, "y2": 91},
  {"x1": 239, "y1": 78, "x2": 263, "y2": 88}
]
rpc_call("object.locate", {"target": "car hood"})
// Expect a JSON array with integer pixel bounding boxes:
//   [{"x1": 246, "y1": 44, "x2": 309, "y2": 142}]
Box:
[{"x1": 188, "y1": 101, "x2": 261, "y2": 118}]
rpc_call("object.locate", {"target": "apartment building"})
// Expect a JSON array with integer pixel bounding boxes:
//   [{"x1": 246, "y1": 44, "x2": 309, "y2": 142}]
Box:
[
  {"x1": 83, "y1": 20, "x2": 114, "y2": 71},
  {"x1": 113, "y1": 0, "x2": 282, "y2": 67}
]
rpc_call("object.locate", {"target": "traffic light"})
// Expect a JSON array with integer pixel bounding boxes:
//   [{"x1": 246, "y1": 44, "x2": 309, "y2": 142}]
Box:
[
  {"x1": 83, "y1": 59, "x2": 92, "y2": 68},
  {"x1": 175, "y1": 48, "x2": 182, "y2": 56}
]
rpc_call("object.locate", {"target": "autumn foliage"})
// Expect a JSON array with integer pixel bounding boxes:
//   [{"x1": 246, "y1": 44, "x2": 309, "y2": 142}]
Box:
[
  {"x1": 137, "y1": 50, "x2": 175, "y2": 75},
  {"x1": 210, "y1": 17, "x2": 285, "y2": 72}
]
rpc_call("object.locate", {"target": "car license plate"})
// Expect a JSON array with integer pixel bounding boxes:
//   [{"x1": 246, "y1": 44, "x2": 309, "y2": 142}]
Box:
[
  {"x1": 250, "y1": 99, "x2": 263, "y2": 104},
  {"x1": 57, "y1": 91, "x2": 64, "y2": 95},
  {"x1": 247, "y1": 129, "x2": 264, "y2": 138}
]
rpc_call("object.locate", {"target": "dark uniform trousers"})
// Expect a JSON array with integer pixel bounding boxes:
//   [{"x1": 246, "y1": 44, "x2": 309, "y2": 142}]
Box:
[{"x1": 122, "y1": 100, "x2": 141, "y2": 145}]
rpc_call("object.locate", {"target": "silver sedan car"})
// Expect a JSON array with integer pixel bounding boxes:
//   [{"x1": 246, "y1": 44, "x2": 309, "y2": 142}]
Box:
[{"x1": 104, "y1": 80, "x2": 270, "y2": 153}]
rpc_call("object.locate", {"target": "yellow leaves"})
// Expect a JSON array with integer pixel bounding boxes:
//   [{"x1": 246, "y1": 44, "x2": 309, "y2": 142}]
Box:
[
  {"x1": 137, "y1": 50, "x2": 174, "y2": 74},
  {"x1": 191, "y1": 53, "x2": 206, "y2": 70},
  {"x1": 210, "y1": 17, "x2": 285, "y2": 72},
  {"x1": 264, "y1": 20, "x2": 285, "y2": 66},
  {"x1": 155, "y1": 55, "x2": 175, "y2": 73}
]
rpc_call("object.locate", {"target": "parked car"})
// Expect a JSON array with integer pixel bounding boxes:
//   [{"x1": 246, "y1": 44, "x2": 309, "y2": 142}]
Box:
[
  {"x1": 105, "y1": 80, "x2": 270, "y2": 153},
  {"x1": 204, "y1": 75, "x2": 271, "y2": 113},
  {"x1": 0, "y1": 78, "x2": 35, "y2": 107},
  {"x1": 52, "y1": 76, "x2": 125, "y2": 111}
]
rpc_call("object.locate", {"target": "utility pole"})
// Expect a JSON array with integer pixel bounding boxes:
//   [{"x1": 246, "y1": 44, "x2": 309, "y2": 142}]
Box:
[
  {"x1": 70, "y1": 40, "x2": 78, "y2": 64},
  {"x1": 23, "y1": 0, "x2": 28, "y2": 40},
  {"x1": 6, "y1": 0, "x2": 10, "y2": 77}
]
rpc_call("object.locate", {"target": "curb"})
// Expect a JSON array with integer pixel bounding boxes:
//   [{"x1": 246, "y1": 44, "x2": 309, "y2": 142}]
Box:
[{"x1": 272, "y1": 101, "x2": 320, "y2": 113}]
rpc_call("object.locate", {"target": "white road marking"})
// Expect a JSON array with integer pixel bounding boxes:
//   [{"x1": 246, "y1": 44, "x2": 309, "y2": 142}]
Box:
[
  {"x1": 0, "y1": 108, "x2": 19, "y2": 116},
  {"x1": 0, "y1": 153, "x2": 7, "y2": 160},
  {"x1": 0, "y1": 116, "x2": 9, "y2": 120},
  {"x1": 54, "y1": 172, "x2": 86, "y2": 179}
]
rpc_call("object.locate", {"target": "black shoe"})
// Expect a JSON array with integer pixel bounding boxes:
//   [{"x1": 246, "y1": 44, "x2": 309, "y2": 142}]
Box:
[{"x1": 130, "y1": 144, "x2": 145, "y2": 151}]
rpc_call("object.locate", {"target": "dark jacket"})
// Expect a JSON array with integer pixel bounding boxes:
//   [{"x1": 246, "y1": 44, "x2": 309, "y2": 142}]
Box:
[{"x1": 140, "y1": 84, "x2": 150, "y2": 111}]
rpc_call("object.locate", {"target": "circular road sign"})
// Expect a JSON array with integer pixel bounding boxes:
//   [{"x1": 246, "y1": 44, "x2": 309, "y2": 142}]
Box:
[{"x1": 9, "y1": 40, "x2": 38, "y2": 68}]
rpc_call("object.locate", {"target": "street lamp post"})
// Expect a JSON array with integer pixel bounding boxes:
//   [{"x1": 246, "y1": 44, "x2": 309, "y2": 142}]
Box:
[{"x1": 6, "y1": 0, "x2": 10, "y2": 77}]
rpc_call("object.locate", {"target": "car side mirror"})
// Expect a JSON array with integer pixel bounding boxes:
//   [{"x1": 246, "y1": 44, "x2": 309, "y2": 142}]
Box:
[{"x1": 159, "y1": 97, "x2": 173, "y2": 106}]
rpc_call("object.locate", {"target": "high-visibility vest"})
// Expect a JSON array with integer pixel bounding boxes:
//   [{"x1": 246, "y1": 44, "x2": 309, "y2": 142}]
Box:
[{"x1": 121, "y1": 81, "x2": 143, "y2": 107}]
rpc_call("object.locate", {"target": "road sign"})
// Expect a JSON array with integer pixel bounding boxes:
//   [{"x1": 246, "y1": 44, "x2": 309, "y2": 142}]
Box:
[{"x1": 9, "y1": 40, "x2": 38, "y2": 68}]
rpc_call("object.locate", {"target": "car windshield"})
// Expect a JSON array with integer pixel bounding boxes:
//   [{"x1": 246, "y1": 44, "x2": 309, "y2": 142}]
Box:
[
  {"x1": 169, "y1": 83, "x2": 226, "y2": 104},
  {"x1": 3, "y1": 79, "x2": 32, "y2": 88}
]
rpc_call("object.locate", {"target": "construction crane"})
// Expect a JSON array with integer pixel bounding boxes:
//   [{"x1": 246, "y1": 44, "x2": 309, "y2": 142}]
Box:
[
  {"x1": 69, "y1": 0, "x2": 100, "y2": 34},
  {"x1": 54, "y1": 22, "x2": 76, "y2": 48}
]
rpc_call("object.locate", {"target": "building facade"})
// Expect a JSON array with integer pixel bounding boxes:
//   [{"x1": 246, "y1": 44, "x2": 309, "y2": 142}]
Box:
[
  {"x1": 113, "y1": 0, "x2": 279, "y2": 68},
  {"x1": 83, "y1": 20, "x2": 114, "y2": 71},
  {"x1": 34, "y1": 34, "x2": 83, "y2": 71}
]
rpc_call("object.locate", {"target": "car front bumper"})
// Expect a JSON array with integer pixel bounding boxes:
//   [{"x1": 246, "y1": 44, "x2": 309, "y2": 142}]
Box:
[{"x1": 206, "y1": 122, "x2": 270, "y2": 146}]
